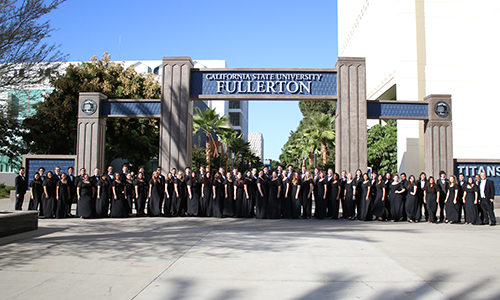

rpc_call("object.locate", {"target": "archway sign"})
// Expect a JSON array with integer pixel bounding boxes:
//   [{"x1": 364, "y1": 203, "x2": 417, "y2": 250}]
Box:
[{"x1": 76, "y1": 57, "x2": 453, "y2": 178}]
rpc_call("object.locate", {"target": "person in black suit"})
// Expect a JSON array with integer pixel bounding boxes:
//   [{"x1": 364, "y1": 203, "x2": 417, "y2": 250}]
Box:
[
  {"x1": 479, "y1": 172, "x2": 496, "y2": 226},
  {"x1": 120, "y1": 165, "x2": 129, "y2": 183},
  {"x1": 416, "y1": 172, "x2": 428, "y2": 221},
  {"x1": 436, "y1": 170, "x2": 449, "y2": 222},
  {"x1": 67, "y1": 167, "x2": 76, "y2": 217},
  {"x1": 15, "y1": 167, "x2": 28, "y2": 210},
  {"x1": 287, "y1": 165, "x2": 294, "y2": 180},
  {"x1": 457, "y1": 173, "x2": 466, "y2": 222}
]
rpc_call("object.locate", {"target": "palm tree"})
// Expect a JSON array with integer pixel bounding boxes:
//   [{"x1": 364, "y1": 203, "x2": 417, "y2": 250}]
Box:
[
  {"x1": 192, "y1": 107, "x2": 233, "y2": 169},
  {"x1": 228, "y1": 137, "x2": 251, "y2": 171},
  {"x1": 305, "y1": 114, "x2": 335, "y2": 165}
]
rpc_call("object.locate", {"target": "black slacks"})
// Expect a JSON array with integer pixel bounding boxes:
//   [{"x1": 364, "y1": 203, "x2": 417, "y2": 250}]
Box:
[
  {"x1": 480, "y1": 198, "x2": 496, "y2": 225},
  {"x1": 15, "y1": 194, "x2": 25, "y2": 210}
]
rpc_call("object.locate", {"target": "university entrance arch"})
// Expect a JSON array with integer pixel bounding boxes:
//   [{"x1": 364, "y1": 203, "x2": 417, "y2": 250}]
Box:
[{"x1": 76, "y1": 57, "x2": 453, "y2": 178}]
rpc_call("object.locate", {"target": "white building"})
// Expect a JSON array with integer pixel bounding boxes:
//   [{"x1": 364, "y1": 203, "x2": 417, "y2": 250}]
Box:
[
  {"x1": 248, "y1": 133, "x2": 264, "y2": 162},
  {"x1": 338, "y1": 0, "x2": 500, "y2": 176}
]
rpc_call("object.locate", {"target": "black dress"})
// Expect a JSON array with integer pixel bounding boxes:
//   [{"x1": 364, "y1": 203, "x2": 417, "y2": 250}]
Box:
[
  {"x1": 360, "y1": 181, "x2": 372, "y2": 221},
  {"x1": 372, "y1": 183, "x2": 386, "y2": 219},
  {"x1": 267, "y1": 177, "x2": 281, "y2": 219},
  {"x1": 111, "y1": 181, "x2": 128, "y2": 218},
  {"x1": 282, "y1": 178, "x2": 292, "y2": 219},
  {"x1": 328, "y1": 180, "x2": 340, "y2": 219},
  {"x1": 42, "y1": 179, "x2": 57, "y2": 218},
  {"x1": 212, "y1": 179, "x2": 224, "y2": 218},
  {"x1": 125, "y1": 180, "x2": 134, "y2": 214},
  {"x1": 234, "y1": 180, "x2": 245, "y2": 217},
  {"x1": 165, "y1": 179, "x2": 174, "y2": 216},
  {"x1": 56, "y1": 181, "x2": 69, "y2": 219},
  {"x1": 148, "y1": 179, "x2": 163, "y2": 217},
  {"x1": 314, "y1": 179, "x2": 327, "y2": 219},
  {"x1": 405, "y1": 183, "x2": 418, "y2": 221},
  {"x1": 29, "y1": 180, "x2": 42, "y2": 211},
  {"x1": 134, "y1": 179, "x2": 147, "y2": 215},
  {"x1": 223, "y1": 179, "x2": 235, "y2": 217},
  {"x1": 187, "y1": 180, "x2": 201, "y2": 216},
  {"x1": 96, "y1": 180, "x2": 110, "y2": 218},
  {"x1": 301, "y1": 179, "x2": 313, "y2": 218},
  {"x1": 242, "y1": 178, "x2": 253, "y2": 218},
  {"x1": 78, "y1": 181, "x2": 94, "y2": 218},
  {"x1": 389, "y1": 182, "x2": 405, "y2": 221},
  {"x1": 201, "y1": 181, "x2": 212, "y2": 217},
  {"x1": 172, "y1": 179, "x2": 187, "y2": 216},
  {"x1": 256, "y1": 177, "x2": 268, "y2": 219},
  {"x1": 464, "y1": 185, "x2": 481, "y2": 224},
  {"x1": 291, "y1": 179, "x2": 302, "y2": 219},
  {"x1": 425, "y1": 185, "x2": 439, "y2": 223},
  {"x1": 343, "y1": 181, "x2": 356, "y2": 219},
  {"x1": 445, "y1": 184, "x2": 460, "y2": 222}
]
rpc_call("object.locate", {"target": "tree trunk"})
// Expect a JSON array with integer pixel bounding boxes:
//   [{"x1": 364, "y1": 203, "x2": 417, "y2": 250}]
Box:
[
  {"x1": 321, "y1": 137, "x2": 327, "y2": 165},
  {"x1": 205, "y1": 133, "x2": 211, "y2": 171},
  {"x1": 308, "y1": 148, "x2": 314, "y2": 167}
]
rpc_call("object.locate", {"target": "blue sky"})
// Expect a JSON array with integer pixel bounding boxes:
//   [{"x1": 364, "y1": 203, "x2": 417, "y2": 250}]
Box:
[{"x1": 45, "y1": 0, "x2": 338, "y2": 160}]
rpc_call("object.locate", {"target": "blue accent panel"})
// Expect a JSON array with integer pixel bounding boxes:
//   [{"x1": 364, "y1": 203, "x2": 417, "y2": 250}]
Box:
[
  {"x1": 455, "y1": 163, "x2": 500, "y2": 196},
  {"x1": 191, "y1": 71, "x2": 337, "y2": 96},
  {"x1": 26, "y1": 158, "x2": 75, "y2": 189},
  {"x1": 101, "y1": 102, "x2": 161, "y2": 117},
  {"x1": 367, "y1": 102, "x2": 428, "y2": 119}
]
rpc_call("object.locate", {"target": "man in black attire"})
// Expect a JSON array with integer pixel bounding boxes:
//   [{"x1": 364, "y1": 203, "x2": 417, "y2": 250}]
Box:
[
  {"x1": 15, "y1": 167, "x2": 28, "y2": 210},
  {"x1": 436, "y1": 171, "x2": 449, "y2": 222},
  {"x1": 479, "y1": 172, "x2": 496, "y2": 226},
  {"x1": 67, "y1": 167, "x2": 77, "y2": 216},
  {"x1": 416, "y1": 172, "x2": 428, "y2": 221}
]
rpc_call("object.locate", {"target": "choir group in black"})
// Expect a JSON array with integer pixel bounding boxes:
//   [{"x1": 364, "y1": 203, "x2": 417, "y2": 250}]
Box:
[{"x1": 15, "y1": 163, "x2": 496, "y2": 225}]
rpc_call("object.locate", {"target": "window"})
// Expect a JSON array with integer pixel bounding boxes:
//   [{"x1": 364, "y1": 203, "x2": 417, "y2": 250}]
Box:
[
  {"x1": 229, "y1": 101, "x2": 240, "y2": 109},
  {"x1": 229, "y1": 112, "x2": 240, "y2": 126}
]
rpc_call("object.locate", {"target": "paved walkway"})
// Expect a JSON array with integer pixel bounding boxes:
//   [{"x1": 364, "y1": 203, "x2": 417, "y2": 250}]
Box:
[{"x1": 1, "y1": 198, "x2": 499, "y2": 300}]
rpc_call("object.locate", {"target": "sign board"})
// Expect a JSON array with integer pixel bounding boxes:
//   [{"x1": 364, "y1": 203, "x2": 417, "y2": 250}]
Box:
[{"x1": 454, "y1": 160, "x2": 500, "y2": 196}]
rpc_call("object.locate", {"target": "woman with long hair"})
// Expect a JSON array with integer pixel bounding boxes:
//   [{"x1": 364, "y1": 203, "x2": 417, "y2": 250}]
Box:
[
  {"x1": 187, "y1": 171, "x2": 201, "y2": 217},
  {"x1": 148, "y1": 171, "x2": 163, "y2": 217},
  {"x1": 282, "y1": 171, "x2": 292, "y2": 219},
  {"x1": 445, "y1": 175, "x2": 460, "y2": 223},
  {"x1": 124, "y1": 173, "x2": 134, "y2": 215},
  {"x1": 29, "y1": 173, "x2": 43, "y2": 211},
  {"x1": 243, "y1": 171, "x2": 254, "y2": 218},
  {"x1": 463, "y1": 177, "x2": 481, "y2": 225},
  {"x1": 134, "y1": 172, "x2": 148, "y2": 216},
  {"x1": 164, "y1": 173, "x2": 174, "y2": 216},
  {"x1": 172, "y1": 171, "x2": 187, "y2": 217},
  {"x1": 389, "y1": 174, "x2": 406, "y2": 222},
  {"x1": 329, "y1": 173, "x2": 341, "y2": 219},
  {"x1": 201, "y1": 171, "x2": 212, "y2": 217},
  {"x1": 343, "y1": 173, "x2": 356, "y2": 220},
  {"x1": 405, "y1": 175, "x2": 418, "y2": 222},
  {"x1": 301, "y1": 171, "x2": 314, "y2": 219},
  {"x1": 360, "y1": 173, "x2": 372, "y2": 221},
  {"x1": 424, "y1": 176, "x2": 439, "y2": 223},
  {"x1": 212, "y1": 172, "x2": 224, "y2": 218},
  {"x1": 372, "y1": 174, "x2": 387, "y2": 221},
  {"x1": 267, "y1": 171, "x2": 282, "y2": 219},
  {"x1": 234, "y1": 172, "x2": 245, "y2": 217},
  {"x1": 314, "y1": 171, "x2": 328, "y2": 219},
  {"x1": 291, "y1": 172, "x2": 302, "y2": 219},
  {"x1": 42, "y1": 171, "x2": 57, "y2": 218},
  {"x1": 256, "y1": 170, "x2": 269, "y2": 219},
  {"x1": 111, "y1": 172, "x2": 128, "y2": 218},
  {"x1": 96, "y1": 173, "x2": 110, "y2": 218},
  {"x1": 55, "y1": 173, "x2": 70, "y2": 219},
  {"x1": 223, "y1": 172, "x2": 235, "y2": 217}
]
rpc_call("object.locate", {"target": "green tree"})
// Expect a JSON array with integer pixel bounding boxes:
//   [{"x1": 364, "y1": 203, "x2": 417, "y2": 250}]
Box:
[
  {"x1": 305, "y1": 113, "x2": 335, "y2": 166},
  {"x1": 367, "y1": 119, "x2": 397, "y2": 175},
  {"x1": 22, "y1": 53, "x2": 161, "y2": 169},
  {"x1": 0, "y1": 99, "x2": 23, "y2": 168},
  {"x1": 192, "y1": 107, "x2": 233, "y2": 169},
  {"x1": 0, "y1": 0, "x2": 66, "y2": 90}
]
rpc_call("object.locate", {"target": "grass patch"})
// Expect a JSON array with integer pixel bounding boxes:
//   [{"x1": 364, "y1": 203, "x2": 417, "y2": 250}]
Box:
[{"x1": 0, "y1": 183, "x2": 15, "y2": 198}]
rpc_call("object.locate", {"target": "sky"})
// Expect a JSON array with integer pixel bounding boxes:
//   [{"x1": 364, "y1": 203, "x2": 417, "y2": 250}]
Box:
[{"x1": 44, "y1": 0, "x2": 339, "y2": 161}]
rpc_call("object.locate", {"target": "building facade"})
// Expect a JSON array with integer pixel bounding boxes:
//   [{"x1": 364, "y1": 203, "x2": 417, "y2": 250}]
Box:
[
  {"x1": 338, "y1": 0, "x2": 500, "y2": 176},
  {"x1": 248, "y1": 133, "x2": 264, "y2": 162}
]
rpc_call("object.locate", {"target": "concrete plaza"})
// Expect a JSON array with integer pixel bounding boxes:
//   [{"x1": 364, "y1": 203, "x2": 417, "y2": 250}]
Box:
[{"x1": 1, "y1": 198, "x2": 499, "y2": 300}]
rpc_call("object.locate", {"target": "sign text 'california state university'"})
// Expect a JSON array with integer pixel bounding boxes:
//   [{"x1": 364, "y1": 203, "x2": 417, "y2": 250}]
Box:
[{"x1": 190, "y1": 71, "x2": 337, "y2": 97}]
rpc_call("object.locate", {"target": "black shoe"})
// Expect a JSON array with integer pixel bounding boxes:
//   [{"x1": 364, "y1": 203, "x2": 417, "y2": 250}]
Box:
[{"x1": 490, "y1": 223, "x2": 496, "y2": 226}]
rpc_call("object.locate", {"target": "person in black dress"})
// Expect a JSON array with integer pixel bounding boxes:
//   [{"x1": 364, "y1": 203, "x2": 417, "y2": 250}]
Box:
[
  {"x1": 353, "y1": 169, "x2": 363, "y2": 220},
  {"x1": 77, "y1": 174, "x2": 95, "y2": 219},
  {"x1": 329, "y1": 173, "x2": 341, "y2": 219},
  {"x1": 267, "y1": 171, "x2": 282, "y2": 219},
  {"x1": 172, "y1": 172, "x2": 187, "y2": 217},
  {"x1": 124, "y1": 173, "x2": 134, "y2": 215},
  {"x1": 389, "y1": 174, "x2": 406, "y2": 222},
  {"x1": 301, "y1": 171, "x2": 314, "y2": 219},
  {"x1": 360, "y1": 173, "x2": 372, "y2": 221},
  {"x1": 445, "y1": 175, "x2": 460, "y2": 224},
  {"x1": 148, "y1": 171, "x2": 163, "y2": 217},
  {"x1": 424, "y1": 177, "x2": 439, "y2": 223},
  {"x1": 96, "y1": 173, "x2": 110, "y2": 218},
  {"x1": 55, "y1": 173, "x2": 70, "y2": 219},
  {"x1": 187, "y1": 171, "x2": 201, "y2": 217},
  {"x1": 384, "y1": 172, "x2": 392, "y2": 220},
  {"x1": 111, "y1": 172, "x2": 128, "y2": 218},
  {"x1": 314, "y1": 171, "x2": 327, "y2": 219},
  {"x1": 29, "y1": 173, "x2": 43, "y2": 211},
  {"x1": 281, "y1": 171, "x2": 292, "y2": 219},
  {"x1": 291, "y1": 172, "x2": 302, "y2": 219},
  {"x1": 344, "y1": 173, "x2": 356, "y2": 220},
  {"x1": 243, "y1": 171, "x2": 254, "y2": 218},
  {"x1": 201, "y1": 171, "x2": 212, "y2": 217},
  {"x1": 233, "y1": 172, "x2": 245, "y2": 217},
  {"x1": 255, "y1": 170, "x2": 269, "y2": 219},
  {"x1": 164, "y1": 173, "x2": 174, "y2": 216},
  {"x1": 463, "y1": 177, "x2": 481, "y2": 225},
  {"x1": 212, "y1": 172, "x2": 224, "y2": 218},
  {"x1": 457, "y1": 173, "x2": 466, "y2": 222},
  {"x1": 372, "y1": 174, "x2": 387, "y2": 220},
  {"x1": 134, "y1": 172, "x2": 148, "y2": 216},
  {"x1": 42, "y1": 171, "x2": 57, "y2": 218},
  {"x1": 405, "y1": 175, "x2": 418, "y2": 222},
  {"x1": 223, "y1": 172, "x2": 235, "y2": 217},
  {"x1": 66, "y1": 167, "x2": 76, "y2": 217}
]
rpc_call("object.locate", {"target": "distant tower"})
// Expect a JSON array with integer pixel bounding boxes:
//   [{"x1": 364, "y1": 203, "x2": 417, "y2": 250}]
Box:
[{"x1": 248, "y1": 133, "x2": 264, "y2": 162}]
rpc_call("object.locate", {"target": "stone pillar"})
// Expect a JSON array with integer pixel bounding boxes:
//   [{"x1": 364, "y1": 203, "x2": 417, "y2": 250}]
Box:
[
  {"x1": 335, "y1": 57, "x2": 367, "y2": 173},
  {"x1": 424, "y1": 94, "x2": 453, "y2": 178},
  {"x1": 77, "y1": 93, "x2": 107, "y2": 174},
  {"x1": 159, "y1": 57, "x2": 194, "y2": 173}
]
